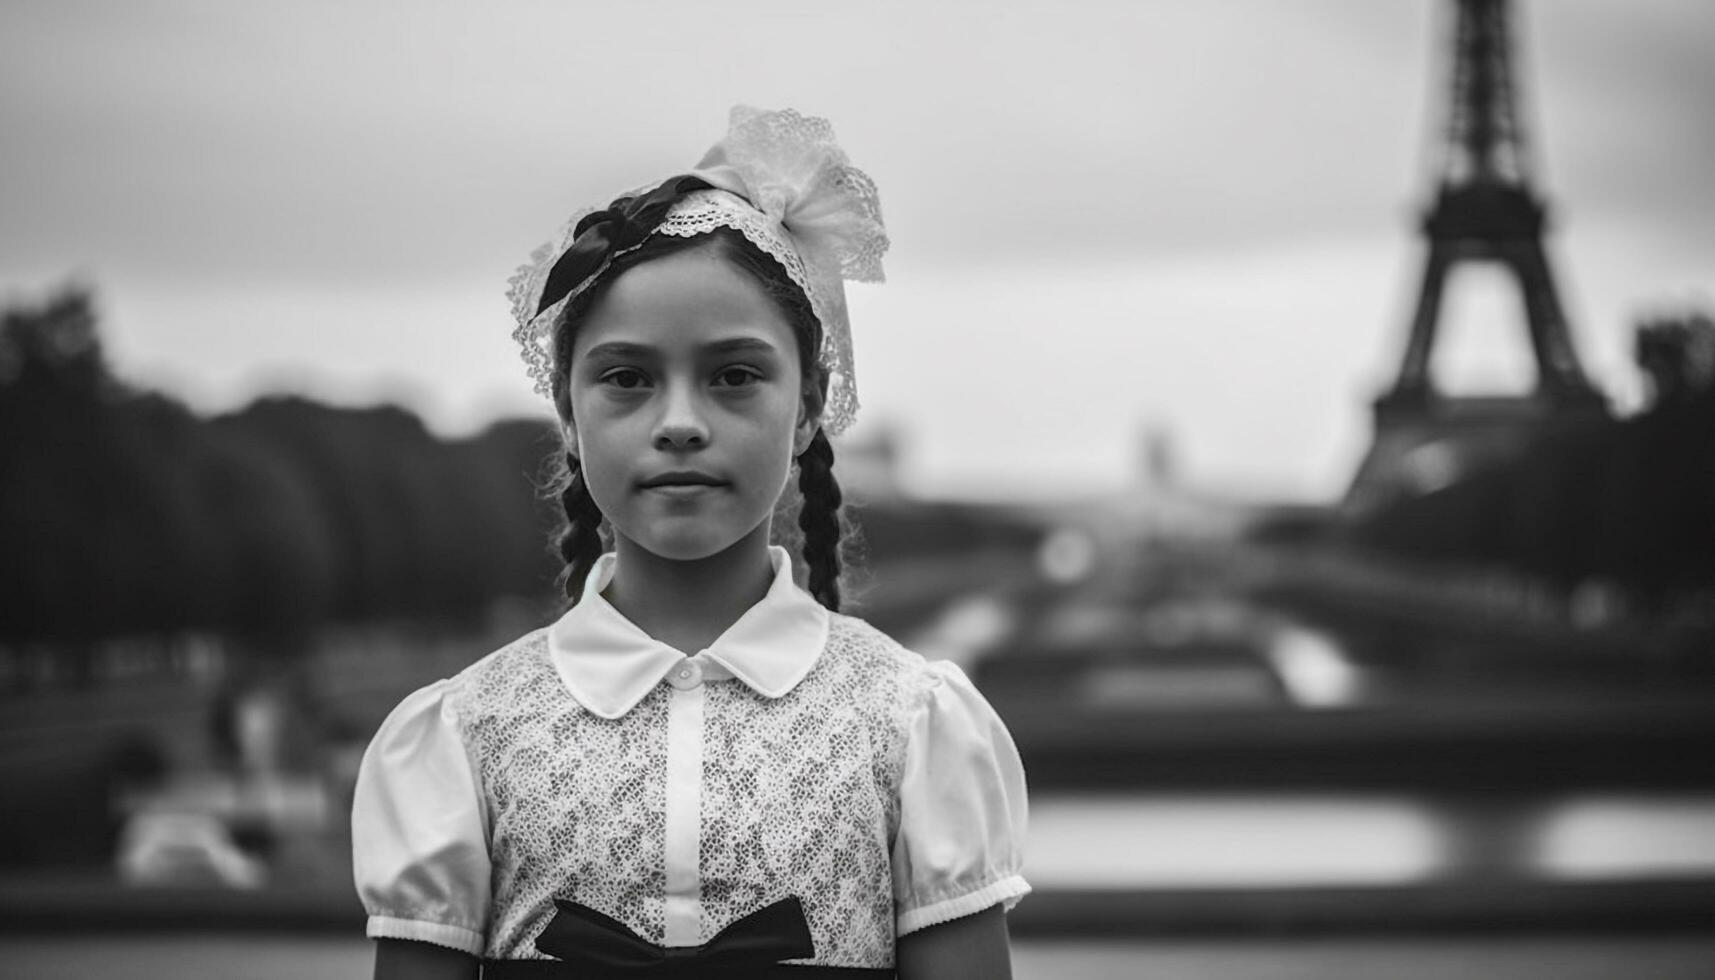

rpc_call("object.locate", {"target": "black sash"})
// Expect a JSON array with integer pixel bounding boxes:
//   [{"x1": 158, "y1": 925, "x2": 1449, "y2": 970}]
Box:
[
  {"x1": 481, "y1": 965, "x2": 893, "y2": 979},
  {"x1": 479, "y1": 895, "x2": 893, "y2": 979}
]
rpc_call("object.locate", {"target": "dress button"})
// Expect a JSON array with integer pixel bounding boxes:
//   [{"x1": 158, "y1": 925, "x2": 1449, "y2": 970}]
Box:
[{"x1": 670, "y1": 661, "x2": 702, "y2": 690}]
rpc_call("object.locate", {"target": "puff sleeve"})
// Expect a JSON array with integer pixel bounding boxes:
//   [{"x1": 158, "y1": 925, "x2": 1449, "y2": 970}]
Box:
[
  {"x1": 891, "y1": 660, "x2": 1031, "y2": 936},
  {"x1": 351, "y1": 678, "x2": 492, "y2": 956}
]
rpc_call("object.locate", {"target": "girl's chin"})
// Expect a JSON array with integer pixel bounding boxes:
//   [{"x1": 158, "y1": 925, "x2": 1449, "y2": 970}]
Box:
[
  {"x1": 638, "y1": 539, "x2": 736, "y2": 563},
  {"x1": 618, "y1": 525, "x2": 767, "y2": 564}
]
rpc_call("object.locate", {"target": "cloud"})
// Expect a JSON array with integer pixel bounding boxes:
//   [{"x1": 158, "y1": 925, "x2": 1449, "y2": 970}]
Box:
[{"x1": 2, "y1": 0, "x2": 1710, "y2": 498}]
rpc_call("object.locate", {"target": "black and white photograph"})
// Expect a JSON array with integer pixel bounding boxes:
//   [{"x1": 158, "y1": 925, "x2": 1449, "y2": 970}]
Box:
[{"x1": 2, "y1": 1, "x2": 1712, "y2": 977}]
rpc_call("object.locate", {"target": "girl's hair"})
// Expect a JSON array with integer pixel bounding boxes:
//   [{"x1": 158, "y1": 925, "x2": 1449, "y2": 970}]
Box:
[{"x1": 547, "y1": 226, "x2": 851, "y2": 611}]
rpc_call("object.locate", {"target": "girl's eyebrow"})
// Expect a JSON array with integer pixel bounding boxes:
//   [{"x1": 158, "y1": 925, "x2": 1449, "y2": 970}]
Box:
[
  {"x1": 704, "y1": 337, "x2": 782, "y2": 357},
  {"x1": 582, "y1": 341, "x2": 655, "y2": 361},
  {"x1": 582, "y1": 337, "x2": 783, "y2": 361}
]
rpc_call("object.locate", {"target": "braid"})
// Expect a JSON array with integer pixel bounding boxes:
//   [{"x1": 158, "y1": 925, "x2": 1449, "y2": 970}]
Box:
[
  {"x1": 796, "y1": 430, "x2": 844, "y2": 611},
  {"x1": 556, "y1": 453, "x2": 606, "y2": 603}
]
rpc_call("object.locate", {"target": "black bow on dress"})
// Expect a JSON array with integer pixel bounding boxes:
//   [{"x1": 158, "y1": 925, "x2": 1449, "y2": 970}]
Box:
[{"x1": 533, "y1": 894, "x2": 815, "y2": 977}]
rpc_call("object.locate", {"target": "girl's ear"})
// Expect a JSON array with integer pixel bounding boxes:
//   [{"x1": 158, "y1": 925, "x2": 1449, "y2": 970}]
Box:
[
  {"x1": 795, "y1": 370, "x2": 828, "y2": 458},
  {"x1": 559, "y1": 415, "x2": 580, "y2": 460},
  {"x1": 552, "y1": 380, "x2": 580, "y2": 459},
  {"x1": 793, "y1": 404, "x2": 820, "y2": 458}
]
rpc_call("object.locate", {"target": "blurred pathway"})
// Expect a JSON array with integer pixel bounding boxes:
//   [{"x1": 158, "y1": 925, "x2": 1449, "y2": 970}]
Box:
[{"x1": 3, "y1": 934, "x2": 1713, "y2": 979}]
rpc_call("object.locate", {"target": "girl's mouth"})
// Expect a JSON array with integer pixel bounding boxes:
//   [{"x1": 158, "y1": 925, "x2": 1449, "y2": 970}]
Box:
[
  {"x1": 640, "y1": 471, "x2": 726, "y2": 496},
  {"x1": 646, "y1": 485, "x2": 719, "y2": 501}
]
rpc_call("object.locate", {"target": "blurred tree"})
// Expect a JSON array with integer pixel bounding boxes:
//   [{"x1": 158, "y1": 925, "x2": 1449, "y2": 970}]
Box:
[
  {"x1": 0, "y1": 286, "x2": 114, "y2": 644},
  {"x1": 1354, "y1": 309, "x2": 1715, "y2": 611},
  {"x1": 445, "y1": 419, "x2": 564, "y2": 606},
  {"x1": 1636, "y1": 311, "x2": 1715, "y2": 410},
  {"x1": 0, "y1": 284, "x2": 562, "y2": 648}
]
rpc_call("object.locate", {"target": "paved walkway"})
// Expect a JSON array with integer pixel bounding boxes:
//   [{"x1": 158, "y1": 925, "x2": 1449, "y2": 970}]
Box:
[{"x1": 4, "y1": 934, "x2": 1715, "y2": 980}]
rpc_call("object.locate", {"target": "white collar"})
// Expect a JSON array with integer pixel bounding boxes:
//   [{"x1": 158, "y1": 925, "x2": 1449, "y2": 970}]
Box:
[{"x1": 547, "y1": 545, "x2": 831, "y2": 719}]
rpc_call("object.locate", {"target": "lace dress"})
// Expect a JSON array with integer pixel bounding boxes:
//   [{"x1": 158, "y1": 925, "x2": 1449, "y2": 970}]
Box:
[{"x1": 352, "y1": 547, "x2": 1030, "y2": 971}]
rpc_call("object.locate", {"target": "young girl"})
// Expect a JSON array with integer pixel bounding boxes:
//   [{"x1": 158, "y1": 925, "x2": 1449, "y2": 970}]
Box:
[{"x1": 352, "y1": 107, "x2": 1029, "y2": 979}]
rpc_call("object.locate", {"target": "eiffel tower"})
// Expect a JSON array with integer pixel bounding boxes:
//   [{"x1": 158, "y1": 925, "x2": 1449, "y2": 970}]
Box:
[{"x1": 1346, "y1": 0, "x2": 1607, "y2": 514}]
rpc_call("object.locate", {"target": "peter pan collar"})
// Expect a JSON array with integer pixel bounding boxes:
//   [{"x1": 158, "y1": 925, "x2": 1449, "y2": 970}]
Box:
[{"x1": 547, "y1": 545, "x2": 831, "y2": 720}]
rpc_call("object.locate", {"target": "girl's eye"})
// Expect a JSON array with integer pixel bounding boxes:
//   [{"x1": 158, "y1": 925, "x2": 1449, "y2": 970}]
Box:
[
  {"x1": 600, "y1": 368, "x2": 649, "y2": 389},
  {"x1": 715, "y1": 366, "x2": 763, "y2": 388}
]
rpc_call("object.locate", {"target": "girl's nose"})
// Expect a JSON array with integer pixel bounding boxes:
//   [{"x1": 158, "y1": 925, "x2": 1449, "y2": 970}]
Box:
[{"x1": 653, "y1": 385, "x2": 710, "y2": 450}]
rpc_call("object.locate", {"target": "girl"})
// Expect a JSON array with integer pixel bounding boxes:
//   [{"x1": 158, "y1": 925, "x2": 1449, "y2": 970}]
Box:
[{"x1": 352, "y1": 107, "x2": 1029, "y2": 979}]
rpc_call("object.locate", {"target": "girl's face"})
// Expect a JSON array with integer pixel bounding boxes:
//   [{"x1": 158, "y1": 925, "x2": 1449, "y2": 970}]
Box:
[{"x1": 564, "y1": 245, "x2": 817, "y2": 563}]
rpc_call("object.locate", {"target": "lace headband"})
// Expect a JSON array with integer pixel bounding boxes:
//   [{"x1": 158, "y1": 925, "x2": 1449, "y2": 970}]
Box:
[{"x1": 506, "y1": 106, "x2": 889, "y2": 437}]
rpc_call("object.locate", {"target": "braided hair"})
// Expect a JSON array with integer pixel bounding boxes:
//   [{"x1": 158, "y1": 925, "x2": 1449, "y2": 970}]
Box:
[
  {"x1": 546, "y1": 224, "x2": 851, "y2": 611},
  {"x1": 794, "y1": 428, "x2": 844, "y2": 610},
  {"x1": 552, "y1": 453, "x2": 606, "y2": 603}
]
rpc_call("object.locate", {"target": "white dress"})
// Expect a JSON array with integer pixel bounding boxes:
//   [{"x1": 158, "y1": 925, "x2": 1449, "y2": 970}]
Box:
[{"x1": 351, "y1": 547, "x2": 1030, "y2": 969}]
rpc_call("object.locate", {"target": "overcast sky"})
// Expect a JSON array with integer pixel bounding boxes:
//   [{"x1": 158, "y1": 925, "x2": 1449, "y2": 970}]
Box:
[{"x1": 4, "y1": 0, "x2": 1712, "y2": 501}]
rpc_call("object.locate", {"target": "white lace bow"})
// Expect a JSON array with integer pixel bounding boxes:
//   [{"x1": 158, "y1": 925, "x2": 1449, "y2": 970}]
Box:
[{"x1": 507, "y1": 106, "x2": 888, "y2": 437}]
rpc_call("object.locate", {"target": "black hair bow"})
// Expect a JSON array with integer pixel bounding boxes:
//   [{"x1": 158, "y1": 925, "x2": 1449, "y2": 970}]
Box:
[
  {"x1": 535, "y1": 174, "x2": 716, "y2": 317},
  {"x1": 532, "y1": 894, "x2": 815, "y2": 978}
]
